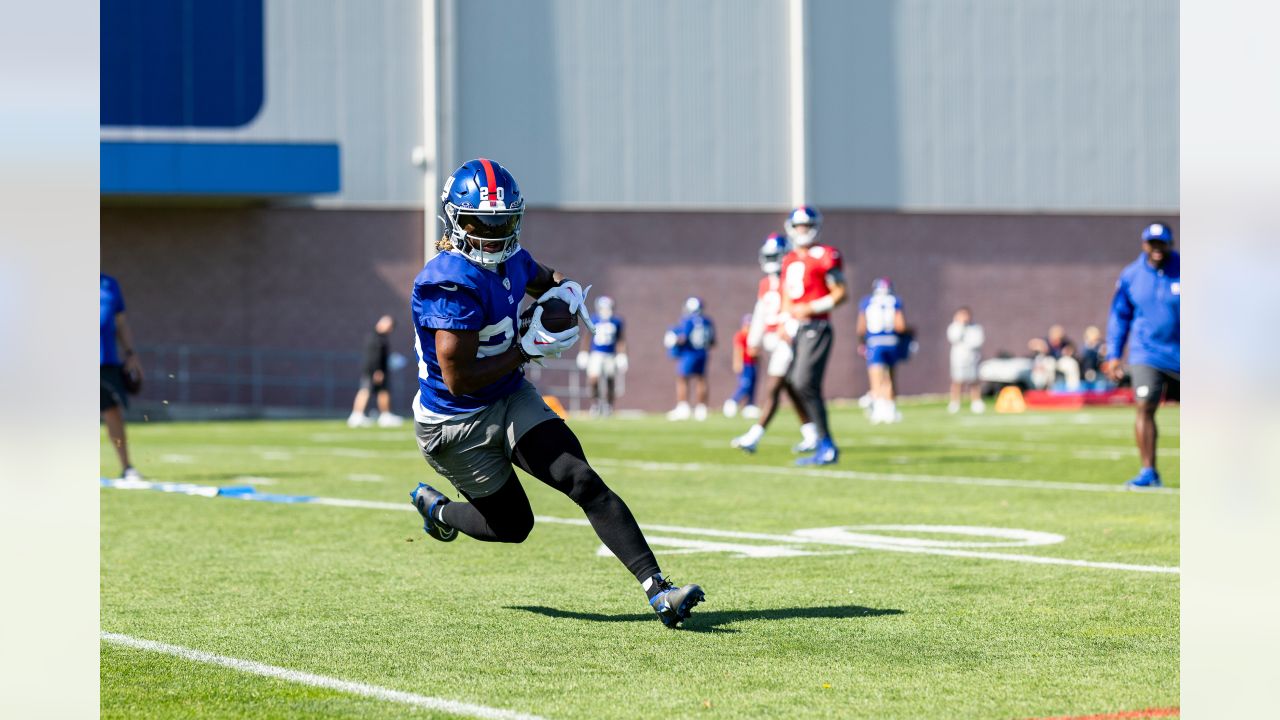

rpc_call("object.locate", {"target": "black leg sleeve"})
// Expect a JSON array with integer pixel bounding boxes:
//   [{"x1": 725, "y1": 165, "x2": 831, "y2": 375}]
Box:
[
  {"x1": 438, "y1": 474, "x2": 535, "y2": 543},
  {"x1": 512, "y1": 420, "x2": 661, "y2": 582}
]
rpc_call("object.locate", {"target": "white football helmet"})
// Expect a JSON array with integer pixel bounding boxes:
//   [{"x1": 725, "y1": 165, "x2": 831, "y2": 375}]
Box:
[
  {"x1": 595, "y1": 295, "x2": 615, "y2": 319},
  {"x1": 784, "y1": 206, "x2": 823, "y2": 248}
]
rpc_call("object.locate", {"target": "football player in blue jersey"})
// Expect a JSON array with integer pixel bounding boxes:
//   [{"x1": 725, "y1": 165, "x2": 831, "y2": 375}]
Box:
[
  {"x1": 1103, "y1": 222, "x2": 1180, "y2": 489},
  {"x1": 664, "y1": 297, "x2": 716, "y2": 421},
  {"x1": 857, "y1": 277, "x2": 907, "y2": 424},
  {"x1": 408, "y1": 159, "x2": 703, "y2": 627},
  {"x1": 576, "y1": 296, "x2": 628, "y2": 416}
]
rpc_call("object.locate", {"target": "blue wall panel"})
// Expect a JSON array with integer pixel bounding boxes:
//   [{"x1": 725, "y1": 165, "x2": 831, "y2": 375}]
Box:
[
  {"x1": 101, "y1": 142, "x2": 341, "y2": 195},
  {"x1": 101, "y1": 0, "x2": 264, "y2": 128}
]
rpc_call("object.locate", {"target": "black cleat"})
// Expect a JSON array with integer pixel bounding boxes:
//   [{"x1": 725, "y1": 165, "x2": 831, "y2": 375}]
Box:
[
  {"x1": 649, "y1": 579, "x2": 705, "y2": 628},
  {"x1": 410, "y1": 482, "x2": 458, "y2": 542}
]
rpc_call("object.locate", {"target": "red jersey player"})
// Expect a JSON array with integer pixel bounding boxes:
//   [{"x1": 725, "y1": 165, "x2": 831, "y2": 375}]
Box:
[
  {"x1": 778, "y1": 206, "x2": 848, "y2": 465},
  {"x1": 731, "y1": 233, "x2": 816, "y2": 454}
]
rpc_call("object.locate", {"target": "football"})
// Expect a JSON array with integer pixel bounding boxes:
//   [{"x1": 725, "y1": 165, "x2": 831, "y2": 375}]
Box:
[{"x1": 519, "y1": 297, "x2": 577, "y2": 334}]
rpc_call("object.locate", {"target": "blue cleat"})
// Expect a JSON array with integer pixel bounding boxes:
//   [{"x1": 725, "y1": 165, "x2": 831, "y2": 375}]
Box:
[
  {"x1": 1123, "y1": 468, "x2": 1163, "y2": 490},
  {"x1": 796, "y1": 437, "x2": 838, "y2": 466},
  {"x1": 649, "y1": 579, "x2": 705, "y2": 628},
  {"x1": 410, "y1": 482, "x2": 458, "y2": 542}
]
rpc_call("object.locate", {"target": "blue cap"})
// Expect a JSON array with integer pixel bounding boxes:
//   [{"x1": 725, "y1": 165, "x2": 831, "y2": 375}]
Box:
[{"x1": 1141, "y1": 223, "x2": 1173, "y2": 244}]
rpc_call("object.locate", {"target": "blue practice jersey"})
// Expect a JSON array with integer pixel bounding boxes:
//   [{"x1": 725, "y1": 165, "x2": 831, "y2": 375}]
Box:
[
  {"x1": 1106, "y1": 251, "x2": 1180, "y2": 372},
  {"x1": 412, "y1": 248, "x2": 540, "y2": 414},
  {"x1": 100, "y1": 273, "x2": 125, "y2": 365},
  {"x1": 859, "y1": 293, "x2": 902, "y2": 348},
  {"x1": 674, "y1": 314, "x2": 715, "y2": 355},
  {"x1": 590, "y1": 316, "x2": 623, "y2": 354}
]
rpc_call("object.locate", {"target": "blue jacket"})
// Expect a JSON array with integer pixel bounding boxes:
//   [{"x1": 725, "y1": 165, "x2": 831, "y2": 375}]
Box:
[{"x1": 1106, "y1": 251, "x2": 1180, "y2": 372}]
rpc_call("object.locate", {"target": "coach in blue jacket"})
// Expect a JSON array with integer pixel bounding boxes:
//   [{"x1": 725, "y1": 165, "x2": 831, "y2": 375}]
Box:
[{"x1": 1103, "y1": 223, "x2": 1180, "y2": 489}]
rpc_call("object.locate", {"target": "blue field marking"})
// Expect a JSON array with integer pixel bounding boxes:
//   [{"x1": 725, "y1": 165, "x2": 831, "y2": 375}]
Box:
[{"x1": 100, "y1": 477, "x2": 314, "y2": 504}]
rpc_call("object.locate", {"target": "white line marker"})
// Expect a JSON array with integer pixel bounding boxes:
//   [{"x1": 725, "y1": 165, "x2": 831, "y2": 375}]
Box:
[
  {"x1": 105, "y1": 483, "x2": 1180, "y2": 574},
  {"x1": 588, "y1": 458, "x2": 1179, "y2": 495},
  {"x1": 101, "y1": 632, "x2": 545, "y2": 720}
]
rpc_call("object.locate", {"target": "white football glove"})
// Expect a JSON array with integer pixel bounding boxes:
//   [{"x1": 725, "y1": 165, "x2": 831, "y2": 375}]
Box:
[
  {"x1": 520, "y1": 306, "x2": 581, "y2": 361},
  {"x1": 615, "y1": 353, "x2": 629, "y2": 374},
  {"x1": 537, "y1": 280, "x2": 596, "y2": 333},
  {"x1": 576, "y1": 351, "x2": 590, "y2": 370}
]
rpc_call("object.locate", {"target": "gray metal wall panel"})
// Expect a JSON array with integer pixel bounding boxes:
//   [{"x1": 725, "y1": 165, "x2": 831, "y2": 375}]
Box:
[
  {"x1": 454, "y1": 0, "x2": 791, "y2": 208},
  {"x1": 809, "y1": 0, "x2": 1178, "y2": 212}
]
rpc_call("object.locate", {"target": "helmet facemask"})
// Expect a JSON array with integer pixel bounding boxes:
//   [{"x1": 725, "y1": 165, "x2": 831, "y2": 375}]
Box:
[
  {"x1": 443, "y1": 204, "x2": 524, "y2": 268},
  {"x1": 786, "y1": 220, "x2": 819, "y2": 248}
]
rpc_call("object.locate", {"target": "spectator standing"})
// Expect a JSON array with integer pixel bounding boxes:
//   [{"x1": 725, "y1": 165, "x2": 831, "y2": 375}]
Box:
[
  {"x1": 946, "y1": 307, "x2": 986, "y2": 414},
  {"x1": 349, "y1": 315, "x2": 404, "y2": 427},
  {"x1": 1103, "y1": 222, "x2": 1180, "y2": 489},
  {"x1": 1029, "y1": 324, "x2": 1081, "y2": 390},
  {"x1": 100, "y1": 273, "x2": 143, "y2": 480}
]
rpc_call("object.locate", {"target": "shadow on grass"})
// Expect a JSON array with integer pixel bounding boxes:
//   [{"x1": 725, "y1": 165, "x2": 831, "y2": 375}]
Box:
[{"x1": 507, "y1": 604, "x2": 904, "y2": 634}]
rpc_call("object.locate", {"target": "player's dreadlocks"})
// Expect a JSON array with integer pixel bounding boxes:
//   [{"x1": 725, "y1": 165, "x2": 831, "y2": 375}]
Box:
[{"x1": 435, "y1": 235, "x2": 455, "y2": 253}]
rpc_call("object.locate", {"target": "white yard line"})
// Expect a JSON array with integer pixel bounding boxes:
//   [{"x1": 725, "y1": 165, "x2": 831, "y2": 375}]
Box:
[
  {"x1": 587, "y1": 458, "x2": 1179, "y2": 495},
  {"x1": 302, "y1": 497, "x2": 1177, "y2": 574},
  {"x1": 106, "y1": 483, "x2": 1179, "y2": 574},
  {"x1": 101, "y1": 632, "x2": 545, "y2": 720}
]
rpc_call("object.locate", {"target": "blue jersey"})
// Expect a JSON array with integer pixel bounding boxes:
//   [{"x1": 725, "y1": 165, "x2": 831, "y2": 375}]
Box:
[
  {"x1": 859, "y1": 293, "x2": 902, "y2": 348},
  {"x1": 674, "y1": 314, "x2": 715, "y2": 356},
  {"x1": 1106, "y1": 251, "x2": 1180, "y2": 372},
  {"x1": 412, "y1": 248, "x2": 540, "y2": 414},
  {"x1": 590, "y1": 316, "x2": 623, "y2": 353},
  {"x1": 100, "y1": 273, "x2": 125, "y2": 365}
]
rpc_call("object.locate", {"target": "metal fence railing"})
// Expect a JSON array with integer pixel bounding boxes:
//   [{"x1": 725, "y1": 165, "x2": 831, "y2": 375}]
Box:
[{"x1": 134, "y1": 344, "x2": 622, "y2": 417}]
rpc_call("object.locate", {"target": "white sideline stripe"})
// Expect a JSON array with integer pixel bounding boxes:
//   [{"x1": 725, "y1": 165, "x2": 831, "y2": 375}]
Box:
[
  {"x1": 588, "y1": 458, "x2": 1179, "y2": 495},
  {"x1": 101, "y1": 632, "x2": 545, "y2": 720},
  {"x1": 302, "y1": 499, "x2": 1177, "y2": 574}
]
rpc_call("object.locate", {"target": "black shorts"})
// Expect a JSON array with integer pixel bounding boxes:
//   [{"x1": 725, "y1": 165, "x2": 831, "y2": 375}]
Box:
[
  {"x1": 1130, "y1": 364, "x2": 1179, "y2": 405},
  {"x1": 101, "y1": 364, "x2": 128, "y2": 411},
  {"x1": 360, "y1": 372, "x2": 388, "y2": 393}
]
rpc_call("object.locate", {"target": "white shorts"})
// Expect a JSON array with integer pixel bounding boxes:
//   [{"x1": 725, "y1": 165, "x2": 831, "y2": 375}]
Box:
[
  {"x1": 951, "y1": 361, "x2": 978, "y2": 384},
  {"x1": 586, "y1": 351, "x2": 618, "y2": 378},
  {"x1": 762, "y1": 333, "x2": 794, "y2": 378}
]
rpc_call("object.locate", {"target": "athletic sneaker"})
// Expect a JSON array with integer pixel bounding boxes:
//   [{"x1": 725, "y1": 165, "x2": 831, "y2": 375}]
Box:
[
  {"x1": 347, "y1": 412, "x2": 372, "y2": 428},
  {"x1": 730, "y1": 432, "x2": 759, "y2": 454},
  {"x1": 948, "y1": 401, "x2": 961, "y2": 414},
  {"x1": 722, "y1": 399, "x2": 738, "y2": 418},
  {"x1": 122, "y1": 467, "x2": 144, "y2": 482},
  {"x1": 409, "y1": 482, "x2": 458, "y2": 542},
  {"x1": 377, "y1": 412, "x2": 405, "y2": 428},
  {"x1": 1124, "y1": 468, "x2": 1163, "y2": 490},
  {"x1": 792, "y1": 438, "x2": 818, "y2": 453},
  {"x1": 693, "y1": 404, "x2": 708, "y2": 421},
  {"x1": 666, "y1": 403, "x2": 691, "y2": 421},
  {"x1": 740, "y1": 404, "x2": 761, "y2": 419},
  {"x1": 796, "y1": 437, "x2": 838, "y2": 466},
  {"x1": 649, "y1": 579, "x2": 705, "y2": 629},
  {"x1": 970, "y1": 399, "x2": 986, "y2": 414}
]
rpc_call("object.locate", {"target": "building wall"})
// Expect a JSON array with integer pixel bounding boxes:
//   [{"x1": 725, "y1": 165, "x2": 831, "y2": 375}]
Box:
[
  {"x1": 101, "y1": 0, "x2": 425, "y2": 207},
  {"x1": 808, "y1": 0, "x2": 1179, "y2": 212},
  {"x1": 451, "y1": 0, "x2": 792, "y2": 209},
  {"x1": 103, "y1": 206, "x2": 1177, "y2": 414}
]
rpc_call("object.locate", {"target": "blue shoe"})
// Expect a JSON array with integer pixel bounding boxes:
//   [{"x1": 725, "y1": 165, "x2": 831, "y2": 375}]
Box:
[
  {"x1": 1123, "y1": 468, "x2": 1163, "y2": 490},
  {"x1": 649, "y1": 579, "x2": 705, "y2": 628},
  {"x1": 410, "y1": 482, "x2": 458, "y2": 542},
  {"x1": 796, "y1": 437, "x2": 838, "y2": 466}
]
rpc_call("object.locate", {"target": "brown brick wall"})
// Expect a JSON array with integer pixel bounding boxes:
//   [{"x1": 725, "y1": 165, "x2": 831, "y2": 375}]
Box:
[{"x1": 101, "y1": 205, "x2": 1178, "y2": 414}]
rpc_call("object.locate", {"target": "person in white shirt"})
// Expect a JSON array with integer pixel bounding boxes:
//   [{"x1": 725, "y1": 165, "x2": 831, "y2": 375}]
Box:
[{"x1": 946, "y1": 307, "x2": 985, "y2": 414}]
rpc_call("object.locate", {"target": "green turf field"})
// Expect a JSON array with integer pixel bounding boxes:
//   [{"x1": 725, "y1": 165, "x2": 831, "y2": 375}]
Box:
[{"x1": 100, "y1": 402, "x2": 1179, "y2": 719}]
